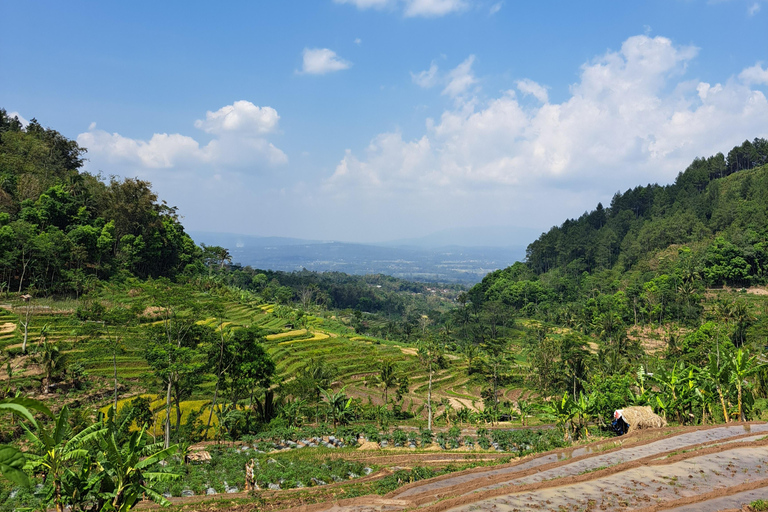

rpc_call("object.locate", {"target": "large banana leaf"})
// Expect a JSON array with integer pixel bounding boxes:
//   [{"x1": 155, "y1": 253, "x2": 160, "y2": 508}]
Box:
[{"x1": 0, "y1": 444, "x2": 29, "y2": 487}]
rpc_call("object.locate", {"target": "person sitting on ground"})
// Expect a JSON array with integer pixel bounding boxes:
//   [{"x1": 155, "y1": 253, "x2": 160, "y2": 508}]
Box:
[{"x1": 612, "y1": 409, "x2": 629, "y2": 435}]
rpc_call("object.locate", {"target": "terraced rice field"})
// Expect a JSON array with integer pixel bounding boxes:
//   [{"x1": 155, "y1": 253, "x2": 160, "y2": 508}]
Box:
[{"x1": 0, "y1": 297, "x2": 492, "y2": 414}]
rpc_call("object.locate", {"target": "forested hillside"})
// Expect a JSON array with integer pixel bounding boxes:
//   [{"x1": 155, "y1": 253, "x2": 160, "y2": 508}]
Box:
[
  {"x1": 0, "y1": 109, "x2": 201, "y2": 295},
  {"x1": 472, "y1": 138, "x2": 768, "y2": 324}
]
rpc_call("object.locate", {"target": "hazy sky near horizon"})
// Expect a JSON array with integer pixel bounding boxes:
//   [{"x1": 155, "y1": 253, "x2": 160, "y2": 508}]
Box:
[{"x1": 2, "y1": 1, "x2": 768, "y2": 244}]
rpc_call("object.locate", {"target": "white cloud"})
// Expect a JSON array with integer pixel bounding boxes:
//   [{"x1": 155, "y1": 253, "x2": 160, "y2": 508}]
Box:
[
  {"x1": 748, "y1": 2, "x2": 761, "y2": 15},
  {"x1": 7, "y1": 111, "x2": 29, "y2": 127},
  {"x1": 327, "y1": 35, "x2": 768, "y2": 229},
  {"x1": 489, "y1": 1, "x2": 502, "y2": 15},
  {"x1": 442, "y1": 55, "x2": 477, "y2": 98},
  {"x1": 77, "y1": 100, "x2": 287, "y2": 173},
  {"x1": 300, "y1": 48, "x2": 352, "y2": 75},
  {"x1": 194, "y1": 101, "x2": 279, "y2": 135},
  {"x1": 412, "y1": 62, "x2": 440, "y2": 88},
  {"x1": 516, "y1": 78, "x2": 549, "y2": 103},
  {"x1": 334, "y1": 0, "x2": 392, "y2": 8},
  {"x1": 739, "y1": 63, "x2": 768, "y2": 85},
  {"x1": 403, "y1": 0, "x2": 468, "y2": 17},
  {"x1": 354, "y1": 38, "x2": 362, "y2": 45},
  {"x1": 334, "y1": 0, "x2": 469, "y2": 17}
]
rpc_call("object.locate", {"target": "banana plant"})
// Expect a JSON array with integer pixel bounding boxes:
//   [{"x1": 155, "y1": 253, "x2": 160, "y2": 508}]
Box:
[
  {"x1": 704, "y1": 353, "x2": 732, "y2": 422},
  {"x1": 517, "y1": 399, "x2": 535, "y2": 427},
  {"x1": 321, "y1": 387, "x2": 354, "y2": 427},
  {"x1": 23, "y1": 406, "x2": 105, "y2": 512},
  {"x1": 544, "y1": 393, "x2": 576, "y2": 441},
  {"x1": 730, "y1": 348, "x2": 764, "y2": 421},
  {"x1": 573, "y1": 392, "x2": 595, "y2": 438},
  {"x1": 93, "y1": 425, "x2": 180, "y2": 512},
  {"x1": 0, "y1": 397, "x2": 52, "y2": 487}
]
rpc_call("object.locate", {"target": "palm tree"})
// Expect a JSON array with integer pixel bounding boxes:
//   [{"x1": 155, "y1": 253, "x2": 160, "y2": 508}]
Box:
[
  {"x1": 369, "y1": 360, "x2": 398, "y2": 407},
  {"x1": 460, "y1": 341, "x2": 478, "y2": 375},
  {"x1": 38, "y1": 338, "x2": 66, "y2": 394}
]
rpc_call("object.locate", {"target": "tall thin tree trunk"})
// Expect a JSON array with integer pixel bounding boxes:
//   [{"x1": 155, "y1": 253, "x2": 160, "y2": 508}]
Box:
[
  {"x1": 427, "y1": 361, "x2": 433, "y2": 431},
  {"x1": 718, "y1": 387, "x2": 729, "y2": 423},
  {"x1": 738, "y1": 383, "x2": 744, "y2": 422},
  {"x1": 164, "y1": 378, "x2": 172, "y2": 449},
  {"x1": 113, "y1": 350, "x2": 118, "y2": 411},
  {"x1": 205, "y1": 320, "x2": 226, "y2": 438},
  {"x1": 21, "y1": 303, "x2": 31, "y2": 353}
]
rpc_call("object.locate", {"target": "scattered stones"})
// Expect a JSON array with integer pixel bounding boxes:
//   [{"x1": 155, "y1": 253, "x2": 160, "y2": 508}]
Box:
[
  {"x1": 268, "y1": 483, "x2": 281, "y2": 490},
  {"x1": 331, "y1": 474, "x2": 343, "y2": 482},
  {"x1": 348, "y1": 472, "x2": 360, "y2": 479},
  {"x1": 311, "y1": 478, "x2": 327, "y2": 486},
  {"x1": 226, "y1": 487, "x2": 238, "y2": 493},
  {"x1": 162, "y1": 492, "x2": 172, "y2": 499},
  {"x1": 181, "y1": 489, "x2": 194, "y2": 497},
  {"x1": 206, "y1": 487, "x2": 217, "y2": 495},
  {"x1": 363, "y1": 467, "x2": 373, "y2": 475}
]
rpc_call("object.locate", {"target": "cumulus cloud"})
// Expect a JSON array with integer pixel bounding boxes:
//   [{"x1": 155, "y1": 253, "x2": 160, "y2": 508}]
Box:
[
  {"x1": 334, "y1": 0, "x2": 468, "y2": 17},
  {"x1": 442, "y1": 55, "x2": 477, "y2": 98},
  {"x1": 194, "y1": 101, "x2": 279, "y2": 135},
  {"x1": 300, "y1": 48, "x2": 352, "y2": 75},
  {"x1": 489, "y1": 1, "x2": 502, "y2": 14},
  {"x1": 327, "y1": 35, "x2": 768, "y2": 228},
  {"x1": 77, "y1": 100, "x2": 287, "y2": 174}
]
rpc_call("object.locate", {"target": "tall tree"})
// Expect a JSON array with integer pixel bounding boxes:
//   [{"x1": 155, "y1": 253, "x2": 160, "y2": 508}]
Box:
[{"x1": 418, "y1": 336, "x2": 443, "y2": 431}]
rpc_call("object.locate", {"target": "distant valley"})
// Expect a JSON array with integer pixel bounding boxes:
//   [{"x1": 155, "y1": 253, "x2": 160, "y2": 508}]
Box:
[{"x1": 190, "y1": 231, "x2": 529, "y2": 284}]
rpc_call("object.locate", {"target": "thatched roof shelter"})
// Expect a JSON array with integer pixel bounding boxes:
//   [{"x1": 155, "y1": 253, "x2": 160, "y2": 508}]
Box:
[{"x1": 619, "y1": 406, "x2": 667, "y2": 432}]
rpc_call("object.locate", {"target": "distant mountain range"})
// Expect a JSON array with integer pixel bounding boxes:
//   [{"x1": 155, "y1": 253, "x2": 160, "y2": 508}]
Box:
[{"x1": 189, "y1": 227, "x2": 537, "y2": 284}]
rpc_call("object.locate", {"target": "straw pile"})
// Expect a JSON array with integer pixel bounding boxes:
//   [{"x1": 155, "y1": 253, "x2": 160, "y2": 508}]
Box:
[
  {"x1": 357, "y1": 441, "x2": 381, "y2": 450},
  {"x1": 621, "y1": 406, "x2": 667, "y2": 432}
]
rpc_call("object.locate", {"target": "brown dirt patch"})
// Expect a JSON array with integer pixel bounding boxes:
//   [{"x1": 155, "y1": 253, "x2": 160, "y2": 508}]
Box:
[
  {"x1": 142, "y1": 306, "x2": 166, "y2": 319},
  {"x1": 0, "y1": 322, "x2": 16, "y2": 333},
  {"x1": 398, "y1": 347, "x2": 418, "y2": 357}
]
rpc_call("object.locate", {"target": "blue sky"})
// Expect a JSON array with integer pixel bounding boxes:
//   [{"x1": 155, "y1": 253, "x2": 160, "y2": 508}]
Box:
[{"x1": 2, "y1": 0, "x2": 767, "y2": 244}]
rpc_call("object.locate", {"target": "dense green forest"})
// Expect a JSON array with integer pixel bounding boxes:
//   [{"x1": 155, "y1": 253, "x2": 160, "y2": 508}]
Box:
[{"x1": 0, "y1": 110, "x2": 201, "y2": 295}]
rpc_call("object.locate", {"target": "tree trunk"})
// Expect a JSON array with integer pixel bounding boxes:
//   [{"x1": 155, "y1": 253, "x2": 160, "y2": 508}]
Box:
[
  {"x1": 164, "y1": 377, "x2": 172, "y2": 449},
  {"x1": 427, "y1": 362, "x2": 433, "y2": 431},
  {"x1": 205, "y1": 321, "x2": 227, "y2": 438},
  {"x1": 113, "y1": 350, "x2": 118, "y2": 411},
  {"x1": 21, "y1": 304, "x2": 31, "y2": 354},
  {"x1": 718, "y1": 387, "x2": 729, "y2": 423},
  {"x1": 55, "y1": 480, "x2": 63, "y2": 512},
  {"x1": 738, "y1": 383, "x2": 744, "y2": 422}
]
